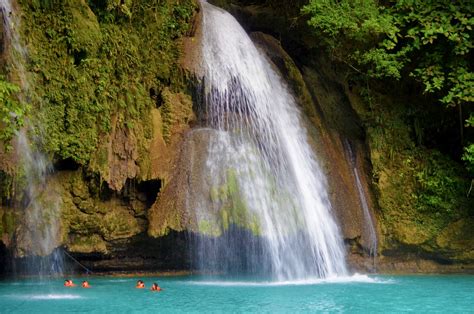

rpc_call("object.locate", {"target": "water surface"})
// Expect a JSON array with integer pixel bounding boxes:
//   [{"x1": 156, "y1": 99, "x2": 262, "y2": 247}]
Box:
[{"x1": 0, "y1": 275, "x2": 472, "y2": 313}]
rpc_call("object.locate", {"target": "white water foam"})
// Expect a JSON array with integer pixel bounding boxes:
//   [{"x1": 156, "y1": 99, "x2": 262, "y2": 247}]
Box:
[
  {"x1": 188, "y1": 274, "x2": 393, "y2": 287},
  {"x1": 105, "y1": 279, "x2": 134, "y2": 282},
  {"x1": 8, "y1": 294, "x2": 83, "y2": 300},
  {"x1": 30, "y1": 294, "x2": 83, "y2": 300}
]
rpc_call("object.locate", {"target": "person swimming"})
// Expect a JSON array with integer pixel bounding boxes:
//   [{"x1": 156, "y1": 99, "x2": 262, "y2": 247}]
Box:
[
  {"x1": 136, "y1": 280, "x2": 145, "y2": 289},
  {"x1": 82, "y1": 281, "x2": 91, "y2": 288},
  {"x1": 150, "y1": 283, "x2": 162, "y2": 292},
  {"x1": 64, "y1": 280, "x2": 76, "y2": 287}
]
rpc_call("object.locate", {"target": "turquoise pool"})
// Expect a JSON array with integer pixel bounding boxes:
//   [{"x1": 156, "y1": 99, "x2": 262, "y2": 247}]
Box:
[{"x1": 0, "y1": 274, "x2": 472, "y2": 313}]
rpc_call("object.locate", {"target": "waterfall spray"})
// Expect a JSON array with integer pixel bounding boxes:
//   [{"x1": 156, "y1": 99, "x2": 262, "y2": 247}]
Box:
[
  {"x1": 191, "y1": 2, "x2": 347, "y2": 280},
  {"x1": 1, "y1": 0, "x2": 64, "y2": 276}
]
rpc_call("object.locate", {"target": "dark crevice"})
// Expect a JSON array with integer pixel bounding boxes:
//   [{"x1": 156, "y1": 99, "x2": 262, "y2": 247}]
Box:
[
  {"x1": 70, "y1": 231, "x2": 191, "y2": 272},
  {"x1": 73, "y1": 49, "x2": 87, "y2": 66},
  {"x1": 99, "y1": 178, "x2": 161, "y2": 209},
  {"x1": 150, "y1": 87, "x2": 163, "y2": 108},
  {"x1": 54, "y1": 157, "x2": 81, "y2": 171},
  {"x1": 0, "y1": 242, "x2": 7, "y2": 277},
  {"x1": 137, "y1": 179, "x2": 161, "y2": 208}
]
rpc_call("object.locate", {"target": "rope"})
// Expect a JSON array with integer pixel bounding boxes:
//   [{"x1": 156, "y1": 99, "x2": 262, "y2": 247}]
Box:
[
  {"x1": 63, "y1": 250, "x2": 93, "y2": 275},
  {"x1": 467, "y1": 179, "x2": 473, "y2": 197}
]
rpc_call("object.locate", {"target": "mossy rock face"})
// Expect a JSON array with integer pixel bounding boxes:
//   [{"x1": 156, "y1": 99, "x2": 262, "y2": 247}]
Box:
[
  {"x1": 436, "y1": 219, "x2": 474, "y2": 261},
  {"x1": 56, "y1": 170, "x2": 148, "y2": 254},
  {"x1": 100, "y1": 208, "x2": 141, "y2": 241},
  {"x1": 392, "y1": 219, "x2": 432, "y2": 246},
  {"x1": 70, "y1": 172, "x2": 90, "y2": 199},
  {"x1": 347, "y1": 87, "x2": 473, "y2": 262},
  {"x1": 67, "y1": 0, "x2": 102, "y2": 57},
  {"x1": 19, "y1": 0, "x2": 197, "y2": 169},
  {"x1": 2, "y1": 0, "x2": 201, "y2": 258},
  {"x1": 67, "y1": 234, "x2": 107, "y2": 254},
  {"x1": 372, "y1": 137, "x2": 471, "y2": 254},
  {"x1": 0, "y1": 207, "x2": 12, "y2": 242},
  {"x1": 205, "y1": 169, "x2": 261, "y2": 236},
  {"x1": 160, "y1": 87, "x2": 195, "y2": 143},
  {"x1": 1, "y1": 209, "x2": 15, "y2": 237}
]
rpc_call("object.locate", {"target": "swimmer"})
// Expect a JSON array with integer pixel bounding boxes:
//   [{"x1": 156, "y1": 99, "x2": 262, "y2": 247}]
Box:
[
  {"x1": 150, "y1": 283, "x2": 162, "y2": 292},
  {"x1": 82, "y1": 281, "x2": 91, "y2": 288},
  {"x1": 136, "y1": 280, "x2": 145, "y2": 289},
  {"x1": 64, "y1": 279, "x2": 76, "y2": 287}
]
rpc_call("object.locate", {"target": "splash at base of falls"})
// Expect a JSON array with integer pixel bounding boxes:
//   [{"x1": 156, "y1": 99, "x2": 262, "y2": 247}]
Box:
[{"x1": 190, "y1": 2, "x2": 348, "y2": 280}]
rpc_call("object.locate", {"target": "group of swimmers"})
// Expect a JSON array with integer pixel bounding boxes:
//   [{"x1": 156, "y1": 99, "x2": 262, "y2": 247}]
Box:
[
  {"x1": 63, "y1": 279, "x2": 162, "y2": 291},
  {"x1": 136, "y1": 280, "x2": 162, "y2": 291},
  {"x1": 64, "y1": 279, "x2": 90, "y2": 288}
]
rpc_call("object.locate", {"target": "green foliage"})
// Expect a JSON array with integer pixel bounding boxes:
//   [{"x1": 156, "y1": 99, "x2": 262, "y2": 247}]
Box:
[
  {"x1": 0, "y1": 77, "x2": 29, "y2": 150},
  {"x1": 462, "y1": 143, "x2": 474, "y2": 175},
  {"x1": 355, "y1": 85, "x2": 472, "y2": 244},
  {"x1": 20, "y1": 0, "x2": 196, "y2": 164},
  {"x1": 105, "y1": 0, "x2": 133, "y2": 18},
  {"x1": 303, "y1": 0, "x2": 473, "y2": 106},
  {"x1": 463, "y1": 114, "x2": 474, "y2": 175},
  {"x1": 303, "y1": 0, "x2": 396, "y2": 45},
  {"x1": 414, "y1": 151, "x2": 468, "y2": 214}
]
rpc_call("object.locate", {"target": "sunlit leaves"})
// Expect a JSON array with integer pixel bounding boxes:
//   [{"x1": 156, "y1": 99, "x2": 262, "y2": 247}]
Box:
[{"x1": 302, "y1": 0, "x2": 473, "y2": 107}]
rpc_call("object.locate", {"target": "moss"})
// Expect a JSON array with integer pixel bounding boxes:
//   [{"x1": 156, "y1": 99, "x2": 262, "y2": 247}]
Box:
[
  {"x1": 160, "y1": 88, "x2": 194, "y2": 143},
  {"x1": 70, "y1": 171, "x2": 89, "y2": 199},
  {"x1": 350, "y1": 88, "x2": 472, "y2": 253},
  {"x1": 198, "y1": 219, "x2": 221, "y2": 237},
  {"x1": 281, "y1": 53, "x2": 317, "y2": 122},
  {"x1": 2, "y1": 210, "x2": 16, "y2": 235},
  {"x1": 68, "y1": 213, "x2": 103, "y2": 235},
  {"x1": 100, "y1": 209, "x2": 141, "y2": 241},
  {"x1": 436, "y1": 219, "x2": 474, "y2": 260},
  {"x1": 207, "y1": 169, "x2": 262, "y2": 236},
  {"x1": 67, "y1": 1, "x2": 102, "y2": 57},
  {"x1": 150, "y1": 210, "x2": 184, "y2": 237},
  {"x1": 210, "y1": 187, "x2": 220, "y2": 203},
  {"x1": 19, "y1": 0, "x2": 197, "y2": 165},
  {"x1": 68, "y1": 234, "x2": 108, "y2": 254},
  {"x1": 0, "y1": 171, "x2": 14, "y2": 201}
]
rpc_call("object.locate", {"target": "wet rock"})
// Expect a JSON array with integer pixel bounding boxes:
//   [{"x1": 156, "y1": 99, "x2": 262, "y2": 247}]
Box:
[
  {"x1": 148, "y1": 128, "x2": 214, "y2": 237},
  {"x1": 67, "y1": 234, "x2": 108, "y2": 254}
]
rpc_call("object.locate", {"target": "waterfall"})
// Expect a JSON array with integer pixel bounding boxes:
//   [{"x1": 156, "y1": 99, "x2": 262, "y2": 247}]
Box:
[
  {"x1": 1, "y1": 0, "x2": 28, "y2": 92},
  {"x1": 354, "y1": 170, "x2": 377, "y2": 267},
  {"x1": 1, "y1": 0, "x2": 64, "y2": 276},
  {"x1": 344, "y1": 139, "x2": 377, "y2": 267},
  {"x1": 191, "y1": 2, "x2": 347, "y2": 280}
]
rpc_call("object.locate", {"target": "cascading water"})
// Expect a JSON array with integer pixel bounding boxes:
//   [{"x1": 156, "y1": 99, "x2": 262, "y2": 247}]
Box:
[
  {"x1": 344, "y1": 140, "x2": 377, "y2": 267},
  {"x1": 1, "y1": 0, "x2": 64, "y2": 276},
  {"x1": 1, "y1": 0, "x2": 28, "y2": 91},
  {"x1": 191, "y1": 2, "x2": 347, "y2": 280}
]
